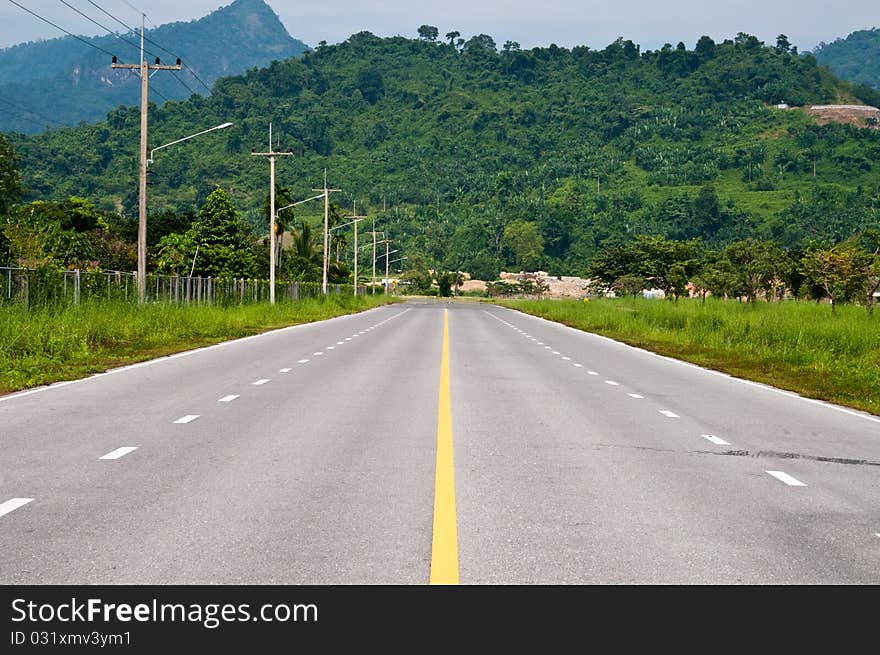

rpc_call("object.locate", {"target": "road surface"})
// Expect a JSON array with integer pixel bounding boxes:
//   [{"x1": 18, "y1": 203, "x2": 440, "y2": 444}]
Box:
[{"x1": 1, "y1": 300, "x2": 878, "y2": 583}]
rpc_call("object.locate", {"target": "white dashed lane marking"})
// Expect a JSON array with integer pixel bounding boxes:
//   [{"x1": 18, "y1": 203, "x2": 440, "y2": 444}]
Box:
[
  {"x1": 573, "y1": 363, "x2": 583, "y2": 368},
  {"x1": 279, "y1": 368, "x2": 292, "y2": 373},
  {"x1": 588, "y1": 371, "x2": 599, "y2": 376},
  {"x1": 552, "y1": 351, "x2": 560, "y2": 355},
  {"x1": 605, "y1": 380, "x2": 619, "y2": 386},
  {"x1": 345, "y1": 338, "x2": 352, "y2": 341},
  {"x1": 174, "y1": 415, "x2": 200, "y2": 424},
  {"x1": 0, "y1": 498, "x2": 33, "y2": 518},
  {"x1": 766, "y1": 471, "x2": 807, "y2": 487},
  {"x1": 218, "y1": 395, "x2": 239, "y2": 403},
  {"x1": 702, "y1": 434, "x2": 730, "y2": 446},
  {"x1": 99, "y1": 447, "x2": 138, "y2": 461},
  {"x1": 314, "y1": 352, "x2": 324, "y2": 356},
  {"x1": 628, "y1": 394, "x2": 644, "y2": 399},
  {"x1": 659, "y1": 410, "x2": 679, "y2": 418},
  {"x1": 252, "y1": 379, "x2": 270, "y2": 386},
  {"x1": 298, "y1": 359, "x2": 309, "y2": 364},
  {"x1": 337, "y1": 341, "x2": 345, "y2": 345}
]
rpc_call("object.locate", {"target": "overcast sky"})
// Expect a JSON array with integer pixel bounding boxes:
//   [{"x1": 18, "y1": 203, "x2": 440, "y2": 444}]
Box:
[{"x1": 0, "y1": 0, "x2": 876, "y2": 52}]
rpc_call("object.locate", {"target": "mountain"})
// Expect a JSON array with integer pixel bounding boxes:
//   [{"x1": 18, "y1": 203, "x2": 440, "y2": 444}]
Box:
[
  {"x1": 0, "y1": 0, "x2": 309, "y2": 134},
  {"x1": 7, "y1": 31, "x2": 880, "y2": 276},
  {"x1": 814, "y1": 28, "x2": 880, "y2": 90}
]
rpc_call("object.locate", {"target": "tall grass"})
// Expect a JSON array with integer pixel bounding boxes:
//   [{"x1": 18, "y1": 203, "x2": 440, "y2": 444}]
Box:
[
  {"x1": 0, "y1": 295, "x2": 399, "y2": 394},
  {"x1": 501, "y1": 297, "x2": 880, "y2": 415}
]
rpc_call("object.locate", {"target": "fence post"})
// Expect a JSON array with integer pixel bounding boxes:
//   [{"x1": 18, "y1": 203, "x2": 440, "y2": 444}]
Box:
[{"x1": 74, "y1": 269, "x2": 81, "y2": 306}]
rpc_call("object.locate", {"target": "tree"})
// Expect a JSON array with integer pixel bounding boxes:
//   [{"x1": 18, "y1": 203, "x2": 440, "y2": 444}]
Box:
[
  {"x1": 0, "y1": 134, "x2": 21, "y2": 216},
  {"x1": 445, "y1": 31, "x2": 460, "y2": 47},
  {"x1": 503, "y1": 220, "x2": 543, "y2": 271},
  {"x1": 775, "y1": 34, "x2": 792, "y2": 53},
  {"x1": 355, "y1": 67, "x2": 385, "y2": 104},
  {"x1": 417, "y1": 25, "x2": 439, "y2": 42},
  {"x1": 186, "y1": 188, "x2": 257, "y2": 278},
  {"x1": 800, "y1": 244, "x2": 871, "y2": 312},
  {"x1": 720, "y1": 239, "x2": 790, "y2": 301},
  {"x1": 588, "y1": 235, "x2": 702, "y2": 299},
  {"x1": 463, "y1": 34, "x2": 497, "y2": 54}
]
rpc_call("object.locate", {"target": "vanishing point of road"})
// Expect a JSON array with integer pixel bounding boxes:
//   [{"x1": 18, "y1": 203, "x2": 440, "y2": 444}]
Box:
[{"x1": 1, "y1": 300, "x2": 878, "y2": 583}]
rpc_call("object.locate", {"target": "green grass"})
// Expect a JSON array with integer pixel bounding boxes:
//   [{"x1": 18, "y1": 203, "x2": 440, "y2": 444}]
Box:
[
  {"x1": 499, "y1": 297, "x2": 880, "y2": 416},
  {"x1": 0, "y1": 295, "x2": 400, "y2": 394}
]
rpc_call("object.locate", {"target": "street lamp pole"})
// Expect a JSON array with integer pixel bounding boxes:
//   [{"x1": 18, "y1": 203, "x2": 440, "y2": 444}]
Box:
[
  {"x1": 344, "y1": 201, "x2": 367, "y2": 296},
  {"x1": 143, "y1": 120, "x2": 233, "y2": 294},
  {"x1": 312, "y1": 170, "x2": 341, "y2": 295},
  {"x1": 252, "y1": 123, "x2": 292, "y2": 304}
]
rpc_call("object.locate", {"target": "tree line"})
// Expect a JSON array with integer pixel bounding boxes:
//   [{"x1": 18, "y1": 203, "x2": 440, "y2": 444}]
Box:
[{"x1": 587, "y1": 232, "x2": 880, "y2": 313}]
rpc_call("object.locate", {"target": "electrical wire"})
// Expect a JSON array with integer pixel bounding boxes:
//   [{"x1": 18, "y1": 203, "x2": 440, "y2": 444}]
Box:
[
  {"x1": 6, "y1": 0, "x2": 117, "y2": 58},
  {"x1": 84, "y1": 1, "x2": 214, "y2": 95},
  {"x1": 0, "y1": 95, "x2": 66, "y2": 128}
]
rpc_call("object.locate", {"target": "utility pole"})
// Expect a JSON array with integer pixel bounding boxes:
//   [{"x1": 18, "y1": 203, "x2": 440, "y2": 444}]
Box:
[
  {"x1": 345, "y1": 201, "x2": 366, "y2": 297},
  {"x1": 385, "y1": 240, "x2": 390, "y2": 295},
  {"x1": 111, "y1": 14, "x2": 180, "y2": 304},
  {"x1": 252, "y1": 123, "x2": 292, "y2": 304},
  {"x1": 312, "y1": 170, "x2": 341, "y2": 294}
]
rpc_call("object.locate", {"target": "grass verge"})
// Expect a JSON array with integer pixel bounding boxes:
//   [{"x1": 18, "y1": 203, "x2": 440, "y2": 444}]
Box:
[
  {"x1": 499, "y1": 297, "x2": 880, "y2": 416},
  {"x1": 0, "y1": 295, "x2": 401, "y2": 395}
]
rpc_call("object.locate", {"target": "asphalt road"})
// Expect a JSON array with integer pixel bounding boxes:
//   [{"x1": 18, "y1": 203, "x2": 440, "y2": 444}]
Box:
[{"x1": 1, "y1": 300, "x2": 878, "y2": 583}]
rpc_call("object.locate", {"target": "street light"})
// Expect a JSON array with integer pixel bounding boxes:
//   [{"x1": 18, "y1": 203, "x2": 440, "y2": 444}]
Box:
[
  {"x1": 271, "y1": 193, "x2": 325, "y2": 276},
  {"x1": 139, "y1": 121, "x2": 233, "y2": 304},
  {"x1": 148, "y1": 122, "x2": 233, "y2": 164}
]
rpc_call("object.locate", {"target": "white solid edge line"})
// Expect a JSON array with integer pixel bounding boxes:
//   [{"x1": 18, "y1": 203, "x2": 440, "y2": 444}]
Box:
[
  {"x1": 252, "y1": 379, "x2": 270, "y2": 386},
  {"x1": 702, "y1": 434, "x2": 730, "y2": 446},
  {"x1": 99, "y1": 446, "x2": 138, "y2": 460},
  {"x1": 0, "y1": 307, "x2": 412, "y2": 405},
  {"x1": 0, "y1": 498, "x2": 34, "y2": 518},
  {"x1": 174, "y1": 415, "x2": 200, "y2": 424},
  {"x1": 487, "y1": 307, "x2": 880, "y2": 425},
  {"x1": 766, "y1": 470, "x2": 807, "y2": 487},
  {"x1": 218, "y1": 395, "x2": 239, "y2": 402},
  {"x1": 659, "y1": 410, "x2": 679, "y2": 418}
]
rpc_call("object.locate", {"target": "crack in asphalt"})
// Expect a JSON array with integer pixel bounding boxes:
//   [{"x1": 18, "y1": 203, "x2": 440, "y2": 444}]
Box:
[
  {"x1": 590, "y1": 443, "x2": 880, "y2": 467},
  {"x1": 716, "y1": 449, "x2": 880, "y2": 468}
]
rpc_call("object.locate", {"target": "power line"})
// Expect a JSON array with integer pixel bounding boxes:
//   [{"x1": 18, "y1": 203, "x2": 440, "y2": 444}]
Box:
[
  {"x1": 142, "y1": 14, "x2": 213, "y2": 94},
  {"x1": 56, "y1": 0, "x2": 160, "y2": 62},
  {"x1": 87, "y1": 3, "x2": 213, "y2": 95},
  {"x1": 6, "y1": 0, "x2": 117, "y2": 58},
  {"x1": 0, "y1": 95, "x2": 66, "y2": 128},
  {"x1": 56, "y1": 1, "x2": 196, "y2": 99},
  {"x1": 0, "y1": 106, "x2": 58, "y2": 130}
]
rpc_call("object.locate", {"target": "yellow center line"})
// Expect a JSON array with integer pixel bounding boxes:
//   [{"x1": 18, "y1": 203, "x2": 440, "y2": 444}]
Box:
[{"x1": 430, "y1": 308, "x2": 459, "y2": 584}]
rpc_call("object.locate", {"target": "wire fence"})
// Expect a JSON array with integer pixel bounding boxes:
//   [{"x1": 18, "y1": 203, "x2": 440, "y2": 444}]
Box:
[{"x1": 0, "y1": 267, "x2": 368, "y2": 308}]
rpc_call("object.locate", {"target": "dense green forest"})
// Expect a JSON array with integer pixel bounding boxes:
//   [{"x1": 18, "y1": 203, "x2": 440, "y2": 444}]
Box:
[
  {"x1": 3, "y1": 28, "x2": 880, "y2": 284},
  {"x1": 0, "y1": 0, "x2": 307, "y2": 133},
  {"x1": 814, "y1": 28, "x2": 880, "y2": 90}
]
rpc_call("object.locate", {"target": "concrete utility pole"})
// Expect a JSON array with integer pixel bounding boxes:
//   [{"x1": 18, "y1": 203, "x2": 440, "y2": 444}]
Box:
[
  {"x1": 345, "y1": 202, "x2": 366, "y2": 296},
  {"x1": 312, "y1": 170, "x2": 341, "y2": 295},
  {"x1": 111, "y1": 14, "x2": 181, "y2": 304},
  {"x1": 252, "y1": 123, "x2": 292, "y2": 304},
  {"x1": 385, "y1": 241, "x2": 390, "y2": 295}
]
